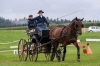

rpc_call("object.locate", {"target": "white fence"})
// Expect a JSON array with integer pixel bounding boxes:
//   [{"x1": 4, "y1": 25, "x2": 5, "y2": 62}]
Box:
[
  {"x1": 1, "y1": 39, "x2": 100, "y2": 49},
  {"x1": 86, "y1": 38, "x2": 100, "y2": 42},
  {"x1": 0, "y1": 40, "x2": 19, "y2": 44},
  {"x1": 77, "y1": 39, "x2": 80, "y2": 42},
  {"x1": 10, "y1": 46, "x2": 18, "y2": 49}
]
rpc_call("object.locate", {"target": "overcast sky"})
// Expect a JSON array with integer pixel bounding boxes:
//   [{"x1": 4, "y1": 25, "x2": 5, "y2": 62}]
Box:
[{"x1": 0, "y1": 0, "x2": 100, "y2": 20}]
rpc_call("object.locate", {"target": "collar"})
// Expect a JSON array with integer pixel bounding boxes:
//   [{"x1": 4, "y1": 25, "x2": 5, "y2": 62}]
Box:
[
  {"x1": 39, "y1": 16, "x2": 43, "y2": 18},
  {"x1": 40, "y1": 16, "x2": 42, "y2": 18}
]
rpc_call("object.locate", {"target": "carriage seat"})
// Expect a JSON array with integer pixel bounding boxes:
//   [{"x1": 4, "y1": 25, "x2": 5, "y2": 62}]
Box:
[{"x1": 36, "y1": 23, "x2": 49, "y2": 37}]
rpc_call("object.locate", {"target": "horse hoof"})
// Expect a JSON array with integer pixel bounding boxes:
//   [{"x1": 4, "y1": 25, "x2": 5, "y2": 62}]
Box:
[
  {"x1": 62, "y1": 59, "x2": 65, "y2": 61},
  {"x1": 50, "y1": 60, "x2": 53, "y2": 61},
  {"x1": 77, "y1": 59, "x2": 80, "y2": 62},
  {"x1": 58, "y1": 60, "x2": 61, "y2": 62},
  {"x1": 57, "y1": 57, "x2": 61, "y2": 62},
  {"x1": 50, "y1": 59, "x2": 53, "y2": 61}
]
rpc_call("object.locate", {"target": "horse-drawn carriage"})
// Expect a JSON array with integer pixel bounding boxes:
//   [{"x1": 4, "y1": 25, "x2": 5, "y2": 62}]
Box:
[
  {"x1": 18, "y1": 17, "x2": 84, "y2": 62},
  {"x1": 18, "y1": 23, "x2": 63, "y2": 62}
]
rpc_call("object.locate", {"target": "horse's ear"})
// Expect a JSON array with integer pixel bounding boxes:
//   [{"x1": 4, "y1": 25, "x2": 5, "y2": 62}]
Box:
[
  {"x1": 80, "y1": 18, "x2": 84, "y2": 21},
  {"x1": 75, "y1": 17, "x2": 78, "y2": 20}
]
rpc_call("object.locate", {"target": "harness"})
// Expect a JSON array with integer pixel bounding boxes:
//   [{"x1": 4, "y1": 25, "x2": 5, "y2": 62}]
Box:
[
  {"x1": 37, "y1": 20, "x2": 83, "y2": 47},
  {"x1": 37, "y1": 25, "x2": 78, "y2": 48}
]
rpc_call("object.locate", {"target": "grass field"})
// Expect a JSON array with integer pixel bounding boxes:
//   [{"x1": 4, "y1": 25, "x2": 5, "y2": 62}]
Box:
[{"x1": 0, "y1": 30, "x2": 100, "y2": 66}]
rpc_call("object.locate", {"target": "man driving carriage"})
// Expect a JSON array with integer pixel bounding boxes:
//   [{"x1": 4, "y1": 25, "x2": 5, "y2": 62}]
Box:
[{"x1": 28, "y1": 10, "x2": 49, "y2": 37}]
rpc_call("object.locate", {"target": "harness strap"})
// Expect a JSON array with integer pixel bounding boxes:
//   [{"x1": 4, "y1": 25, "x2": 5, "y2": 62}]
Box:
[{"x1": 37, "y1": 33, "x2": 78, "y2": 48}]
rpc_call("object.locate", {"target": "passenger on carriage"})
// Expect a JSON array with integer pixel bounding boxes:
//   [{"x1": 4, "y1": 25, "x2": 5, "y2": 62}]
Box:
[
  {"x1": 28, "y1": 15, "x2": 35, "y2": 30},
  {"x1": 28, "y1": 10, "x2": 49, "y2": 37},
  {"x1": 28, "y1": 15, "x2": 36, "y2": 33}
]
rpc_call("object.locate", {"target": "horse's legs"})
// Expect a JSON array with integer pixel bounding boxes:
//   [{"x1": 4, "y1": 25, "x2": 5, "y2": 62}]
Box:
[
  {"x1": 50, "y1": 43, "x2": 56, "y2": 61},
  {"x1": 50, "y1": 43, "x2": 60, "y2": 62},
  {"x1": 74, "y1": 42, "x2": 80, "y2": 62},
  {"x1": 62, "y1": 46, "x2": 66, "y2": 61},
  {"x1": 56, "y1": 47, "x2": 61, "y2": 62},
  {"x1": 50, "y1": 47, "x2": 55, "y2": 61}
]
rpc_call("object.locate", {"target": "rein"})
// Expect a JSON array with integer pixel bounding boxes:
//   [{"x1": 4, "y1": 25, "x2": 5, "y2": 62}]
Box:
[
  {"x1": 37, "y1": 32, "x2": 77, "y2": 48},
  {"x1": 60, "y1": 21, "x2": 79, "y2": 37},
  {"x1": 38, "y1": 19, "x2": 82, "y2": 47}
]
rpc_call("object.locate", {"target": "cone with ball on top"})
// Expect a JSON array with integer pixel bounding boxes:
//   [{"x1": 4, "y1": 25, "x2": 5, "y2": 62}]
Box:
[
  {"x1": 78, "y1": 43, "x2": 92, "y2": 54},
  {"x1": 87, "y1": 43, "x2": 92, "y2": 54}
]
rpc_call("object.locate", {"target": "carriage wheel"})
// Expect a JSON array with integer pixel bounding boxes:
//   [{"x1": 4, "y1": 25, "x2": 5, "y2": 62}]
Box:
[
  {"x1": 18, "y1": 39, "x2": 28, "y2": 61},
  {"x1": 29, "y1": 43, "x2": 38, "y2": 62}
]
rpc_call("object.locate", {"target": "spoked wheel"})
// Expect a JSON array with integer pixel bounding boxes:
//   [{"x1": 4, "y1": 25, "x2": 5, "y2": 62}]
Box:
[
  {"x1": 18, "y1": 39, "x2": 28, "y2": 61},
  {"x1": 29, "y1": 43, "x2": 38, "y2": 62},
  {"x1": 56, "y1": 44, "x2": 63, "y2": 62}
]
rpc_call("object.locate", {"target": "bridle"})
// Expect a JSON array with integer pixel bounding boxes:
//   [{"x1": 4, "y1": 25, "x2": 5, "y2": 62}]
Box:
[
  {"x1": 68, "y1": 20, "x2": 82, "y2": 35},
  {"x1": 50, "y1": 19, "x2": 83, "y2": 41}
]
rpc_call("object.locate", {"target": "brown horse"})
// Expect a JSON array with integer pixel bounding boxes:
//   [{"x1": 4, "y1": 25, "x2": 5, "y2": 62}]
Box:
[{"x1": 49, "y1": 17, "x2": 84, "y2": 62}]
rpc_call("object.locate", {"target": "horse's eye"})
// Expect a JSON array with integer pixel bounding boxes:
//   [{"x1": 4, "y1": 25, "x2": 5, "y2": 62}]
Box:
[
  {"x1": 76, "y1": 24, "x2": 78, "y2": 27},
  {"x1": 82, "y1": 24, "x2": 84, "y2": 27}
]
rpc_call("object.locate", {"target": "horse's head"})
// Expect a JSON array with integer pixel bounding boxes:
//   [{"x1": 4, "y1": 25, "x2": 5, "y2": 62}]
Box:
[{"x1": 71, "y1": 17, "x2": 84, "y2": 35}]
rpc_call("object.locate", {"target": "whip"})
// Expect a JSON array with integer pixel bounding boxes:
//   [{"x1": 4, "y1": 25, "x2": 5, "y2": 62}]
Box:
[{"x1": 58, "y1": 10, "x2": 84, "y2": 19}]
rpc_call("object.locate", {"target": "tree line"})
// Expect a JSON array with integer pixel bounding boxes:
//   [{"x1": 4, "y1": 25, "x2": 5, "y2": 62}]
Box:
[
  {"x1": 0, "y1": 16, "x2": 100, "y2": 28},
  {"x1": 0, "y1": 17, "x2": 15, "y2": 28}
]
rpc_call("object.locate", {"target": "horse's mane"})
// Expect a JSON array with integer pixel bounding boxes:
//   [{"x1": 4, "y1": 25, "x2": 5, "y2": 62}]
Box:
[{"x1": 69, "y1": 18, "x2": 81, "y2": 26}]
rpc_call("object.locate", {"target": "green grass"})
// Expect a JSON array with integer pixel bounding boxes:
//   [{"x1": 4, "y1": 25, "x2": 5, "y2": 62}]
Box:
[
  {"x1": 0, "y1": 30, "x2": 28, "y2": 42},
  {"x1": 0, "y1": 30, "x2": 28, "y2": 50},
  {"x1": 0, "y1": 30, "x2": 100, "y2": 66},
  {"x1": 78, "y1": 32, "x2": 100, "y2": 42}
]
